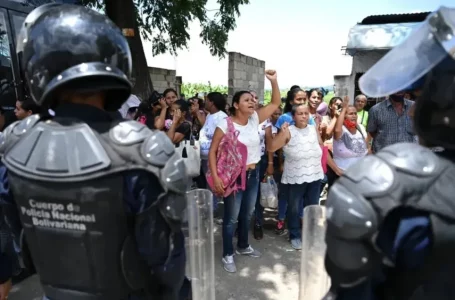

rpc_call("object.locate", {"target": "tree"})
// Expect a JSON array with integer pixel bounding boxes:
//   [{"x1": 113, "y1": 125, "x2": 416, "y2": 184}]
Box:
[{"x1": 77, "y1": 0, "x2": 250, "y2": 100}]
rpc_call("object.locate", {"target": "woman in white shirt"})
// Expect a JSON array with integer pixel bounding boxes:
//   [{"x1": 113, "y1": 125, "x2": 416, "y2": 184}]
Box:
[
  {"x1": 199, "y1": 92, "x2": 228, "y2": 214},
  {"x1": 269, "y1": 104, "x2": 324, "y2": 250},
  {"x1": 209, "y1": 70, "x2": 282, "y2": 273},
  {"x1": 329, "y1": 96, "x2": 368, "y2": 186}
]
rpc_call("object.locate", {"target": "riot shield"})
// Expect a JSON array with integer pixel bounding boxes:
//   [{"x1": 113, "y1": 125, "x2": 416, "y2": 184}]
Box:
[
  {"x1": 186, "y1": 189, "x2": 215, "y2": 300},
  {"x1": 299, "y1": 205, "x2": 330, "y2": 300}
]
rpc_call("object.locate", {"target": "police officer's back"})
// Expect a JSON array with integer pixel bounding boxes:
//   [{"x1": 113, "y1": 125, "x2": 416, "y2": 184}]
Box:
[
  {"x1": 324, "y1": 6, "x2": 455, "y2": 300},
  {"x1": 0, "y1": 4, "x2": 188, "y2": 300}
]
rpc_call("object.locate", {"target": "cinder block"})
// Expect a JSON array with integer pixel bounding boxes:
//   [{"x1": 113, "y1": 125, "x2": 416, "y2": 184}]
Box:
[
  {"x1": 240, "y1": 54, "x2": 246, "y2": 63},
  {"x1": 233, "y1": 79, "x2": 245, "y2": 88},
  {"x1": 233, "y1": 61, "x2": 243, "y2": 71},
  {"x1": 240, "y1": 71, "x2": 247, "y2": 80},
  {"x1": 234, "y1": 70, "x2": 243, "y2": 79},
  {"x1": 228, "y1": 69, "x2": 234, "y2": 80},
  {"x1": 153, "y1": 74, "x2": 166, "y2": 81}
]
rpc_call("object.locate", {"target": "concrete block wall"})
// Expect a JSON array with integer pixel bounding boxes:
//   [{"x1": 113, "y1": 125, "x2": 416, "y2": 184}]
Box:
[
  {"x1": 333, "y1": 75, "x2": 350, "y2": 98},
  {"x1": 148, "y1": 67, "x2": 177, "y2": 93},
  {"x1": 228, "y1": 52, "x2": 265, "y2": 104}
]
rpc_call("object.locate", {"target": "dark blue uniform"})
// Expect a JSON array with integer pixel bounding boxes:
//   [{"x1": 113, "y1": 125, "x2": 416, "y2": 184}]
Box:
[
  {"x1": 0, "y1": 104, "x2": 187, "y2": 299},
  {"x1": 335, "y1": 213, "x2": 430, "y2": 300}
]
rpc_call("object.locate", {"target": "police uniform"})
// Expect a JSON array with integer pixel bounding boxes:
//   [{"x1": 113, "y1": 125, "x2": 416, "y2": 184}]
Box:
[
  {"x1": 0, "y1": 4, "x2": 189, "y2": 300},
  {"x1": 324, "y1": 6, "x2": 455, "y2": 300}
]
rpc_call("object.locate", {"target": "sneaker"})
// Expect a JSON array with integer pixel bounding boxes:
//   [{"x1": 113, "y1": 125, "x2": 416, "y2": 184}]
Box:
[
  {"x1": 253, "y1": 224, "x2": 263, "y2": 240},
  {"x1": 275, "y1": 220, "x2": 287, "y2": 236},
  {"x1": 291, "y1": 239, "x2": 302, "y2": 250},
  {"x1": 236, "y1": 245, "x2": 262, "y2": 258},
  {"x1": 222, "y1": 255, "x2": 237, "y2": 273}
]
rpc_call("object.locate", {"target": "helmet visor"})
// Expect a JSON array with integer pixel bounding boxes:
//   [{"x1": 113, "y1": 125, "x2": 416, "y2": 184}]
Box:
[{"x1": 359, "y1": 11, "x2": 449, "y2": 98}]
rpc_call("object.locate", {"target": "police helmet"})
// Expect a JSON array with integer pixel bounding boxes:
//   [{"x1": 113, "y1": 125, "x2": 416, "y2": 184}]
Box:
[
  {"x1": 17, "y1": 4, "x2": 132, "y2": 111},
  {"x1": 360, "y1": 6, "x2": 455, "y2": 149}
]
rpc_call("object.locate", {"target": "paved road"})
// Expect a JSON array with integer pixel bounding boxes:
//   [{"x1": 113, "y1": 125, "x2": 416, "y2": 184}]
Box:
[{"x1": 10, "y1": 208, "x2": 303, "y2": 300}]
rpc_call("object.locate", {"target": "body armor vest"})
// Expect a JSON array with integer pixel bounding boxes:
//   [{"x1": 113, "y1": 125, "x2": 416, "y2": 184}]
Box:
[
  {"x1": 325, "y1": 143, "x2": 455, "y2": 300},
  {"x1": 0, "y1": 115, "x2": 188, "y2": 300}
]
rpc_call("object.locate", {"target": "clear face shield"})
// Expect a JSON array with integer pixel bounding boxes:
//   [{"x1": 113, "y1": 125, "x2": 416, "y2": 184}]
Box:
[{"x1": 359, "y1": 6, "x2": 455, "y2": 98}]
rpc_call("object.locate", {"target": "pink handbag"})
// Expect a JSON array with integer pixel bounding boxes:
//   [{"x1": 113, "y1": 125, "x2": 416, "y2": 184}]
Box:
[{"x1": 206, "y1": 117, "x2": 248, "y2": 197}]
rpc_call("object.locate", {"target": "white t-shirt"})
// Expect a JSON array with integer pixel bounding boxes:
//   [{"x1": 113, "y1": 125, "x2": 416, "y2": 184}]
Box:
[
  {"x1": 217, "y1": 111, "x2": 261, "y2": 165},
  {"x1": 258, "y1": 119, "x2": 271, "y2": 157},
  {"x1": 199, "y1": 111, "x2": 228, "y2": 159},
  {"x1": 333, "y1": 125, "x2": 368, "y2": 171}
]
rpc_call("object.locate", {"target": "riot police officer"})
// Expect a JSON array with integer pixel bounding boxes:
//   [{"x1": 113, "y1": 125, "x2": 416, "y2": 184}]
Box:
[
  {"x1": 0, "y1": 4, "x2": 188, "y2": 300},
  {"x1": 324, "y1": 6, "x2": 455, "y2": 300}
]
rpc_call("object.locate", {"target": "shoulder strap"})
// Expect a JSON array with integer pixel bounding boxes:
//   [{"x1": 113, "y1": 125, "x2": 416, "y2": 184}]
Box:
[
  {"x1": 226, "y1": 117, "x2": 234, "y2": 132},
  {"x1": 356, "y1": 124, "x2": 365, "y2": 140}
]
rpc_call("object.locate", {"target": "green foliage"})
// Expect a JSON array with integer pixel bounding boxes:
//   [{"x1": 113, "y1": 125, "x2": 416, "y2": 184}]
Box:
[
  {"x1": 324, "y1": 91, "x2": 335, "y2": 103},
  {"x1": 80, "y1": 0, "x2": 250, "y2": 58},
  {"x1": 181, "y1": 83, "x2": 227, "y2": 97},
  {"x1": 263, "y1": 90, "x2": 288, "y2": 104}
]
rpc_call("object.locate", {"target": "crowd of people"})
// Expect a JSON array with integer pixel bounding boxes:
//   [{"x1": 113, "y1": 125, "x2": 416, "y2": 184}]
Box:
[
  {"x1": 113, "y1": 70, "x2": 418, "y2": 274},
  {"x1": 1, "y1": 3, "x2": 453, "y2": 300},
  {"x1": 1, "y1": 67, "x2": 419, "y2": 282}
]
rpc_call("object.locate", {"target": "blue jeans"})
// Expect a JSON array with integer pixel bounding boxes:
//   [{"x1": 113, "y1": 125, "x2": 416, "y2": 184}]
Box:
[
  {"x1": 201, "y1": 159, "x2": 219, "y2": 212},
  {"x1": 254, "y1": 154, "x2": 268, "y2": 226},
  {"x1": 222, "y1": 168, "x2": 259, "y2": 256},
  {"x1": 284, "y1": 180, "x2": 321, "y2": 240}
]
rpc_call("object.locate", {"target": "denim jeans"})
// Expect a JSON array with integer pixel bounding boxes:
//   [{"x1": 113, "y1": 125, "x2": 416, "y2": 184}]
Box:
[
  {"x1": 222, "y1": 167, "x2": 259, "y2": 256},
  {"x1": 201, "y1": 159, "x2": 219, "y2": 211},
  {"x1": 254, "y1": 154, "x2": 268, "y2": 226},
  {"x1": 284, "y1": 180, "x2": 321, "y2": 240},
  {"x1": 277, "y1": 179, "x2": 287, "y2": 221}
]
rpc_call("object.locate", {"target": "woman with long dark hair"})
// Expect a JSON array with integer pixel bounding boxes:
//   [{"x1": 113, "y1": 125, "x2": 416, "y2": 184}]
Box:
[
  {"x1": 199, "y1": 92, "x2": 227, "y2": 216},
  {"x1": 208, "y1": 70, "x2": 281, "y2": 273}
]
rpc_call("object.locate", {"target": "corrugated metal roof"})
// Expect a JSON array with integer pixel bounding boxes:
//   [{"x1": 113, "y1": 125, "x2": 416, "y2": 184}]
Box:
[
  {"x1": 360, "y1": 12, "x2": 431, "y2": 25},
  {"x1": 345, "y1": 22, "x2": 420, "y2": 55}
]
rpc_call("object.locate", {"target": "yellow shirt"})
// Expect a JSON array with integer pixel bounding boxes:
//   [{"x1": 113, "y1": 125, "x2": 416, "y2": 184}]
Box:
[{"x1": 357, "y1": 110, "x2": 368, "y2": 128}]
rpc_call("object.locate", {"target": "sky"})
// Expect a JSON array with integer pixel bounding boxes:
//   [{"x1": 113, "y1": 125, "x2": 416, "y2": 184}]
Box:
[{"x1": 143, "y1": 0, "x2": 453, "y2": 89}]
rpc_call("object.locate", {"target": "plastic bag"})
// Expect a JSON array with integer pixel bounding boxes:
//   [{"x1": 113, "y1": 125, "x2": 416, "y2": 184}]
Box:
[{"x1": 260, "y1": 175, "x2": 278, "y2": 208}]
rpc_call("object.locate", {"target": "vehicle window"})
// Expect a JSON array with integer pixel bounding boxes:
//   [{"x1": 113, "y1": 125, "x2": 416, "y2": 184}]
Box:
[
  {"x1": 11, "y1": 14, "x2": 25, "y2": 41},
  {"x1": 0, "y1": 11, "x2": 16, "y2": 111}
]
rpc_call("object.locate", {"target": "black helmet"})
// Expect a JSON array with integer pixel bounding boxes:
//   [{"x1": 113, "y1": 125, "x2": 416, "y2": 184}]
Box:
[
  {"x1": 359, "y1": 6, "x2": 455, "y2": 149},
  {"x1": 17, "y1": 4, "x2": 132, "y2": 111}
]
